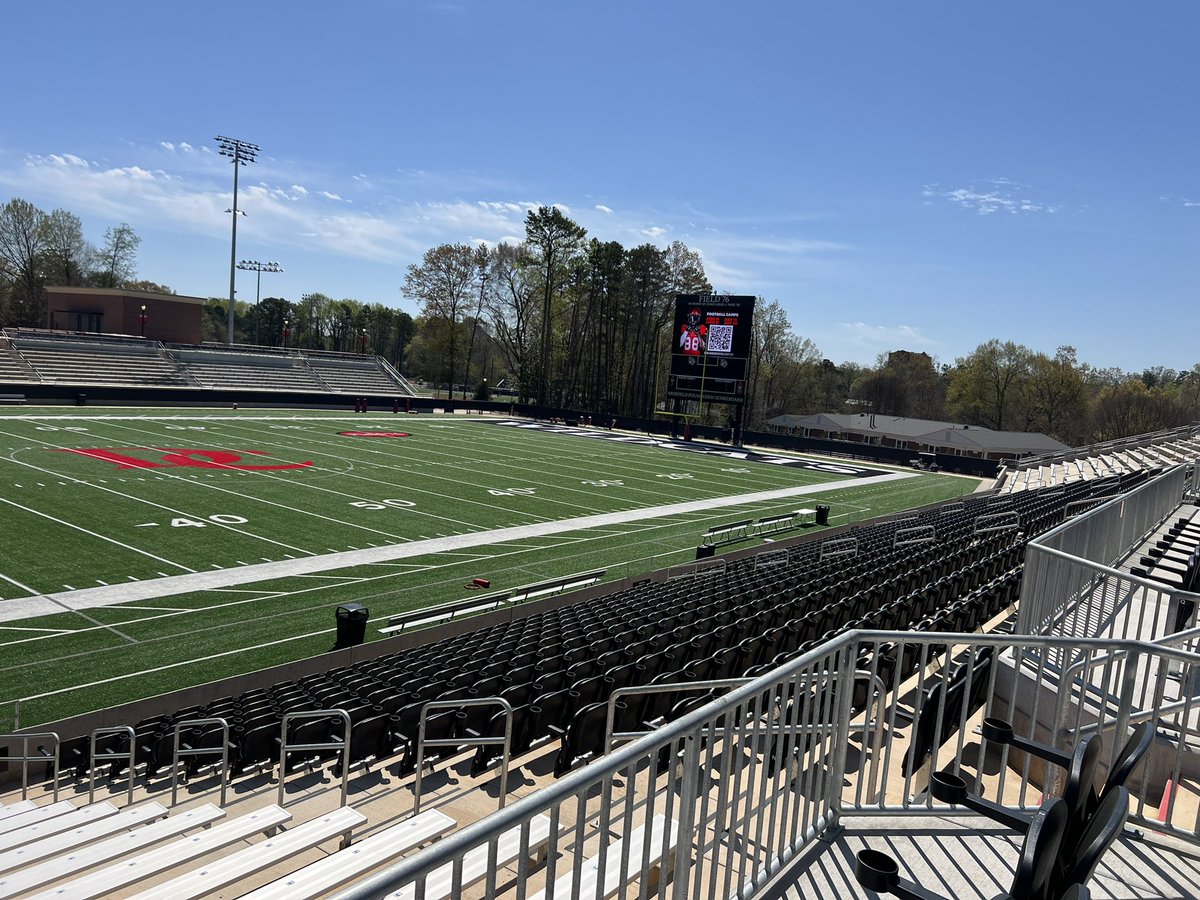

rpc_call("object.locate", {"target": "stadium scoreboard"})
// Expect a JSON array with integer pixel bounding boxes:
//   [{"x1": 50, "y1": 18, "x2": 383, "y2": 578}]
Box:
[{"x1": 667, "y1": 294, "x2": 756, "y2": 405}]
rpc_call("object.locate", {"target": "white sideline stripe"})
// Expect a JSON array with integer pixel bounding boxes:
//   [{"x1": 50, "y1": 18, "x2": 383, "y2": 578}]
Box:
[{"x1": 0, "y1": 471, "x2": 917, "y2": 623}]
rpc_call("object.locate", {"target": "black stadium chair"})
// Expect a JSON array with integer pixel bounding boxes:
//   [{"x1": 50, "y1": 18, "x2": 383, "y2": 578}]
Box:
[{"x1": 855, "y1": 797, "x2": 1068, "y2": 900}]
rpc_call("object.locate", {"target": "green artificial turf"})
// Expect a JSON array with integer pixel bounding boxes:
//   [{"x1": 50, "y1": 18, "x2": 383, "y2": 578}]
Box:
[{"x1": 0, "y1": 408, "x2": 978, "y2": 728}]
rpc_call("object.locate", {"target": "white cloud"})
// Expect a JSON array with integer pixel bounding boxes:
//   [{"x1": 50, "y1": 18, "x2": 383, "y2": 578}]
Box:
[
  {"x1": 595, "y1": 204, "x2": 613, "y2": 214},
  {"x1": 290, "y1": 184, "x2": 308, "y2": 197},
  {"x1": 923, "y1": 180, "x2": 1060, "y2": 216},
  {"x1": 641, "y1": 225, "x2": 667, "y2": 239},
  {"x1": 319, "y1": 190, "x2": 347, "y2": 202},
  {"x1": 837, "y1": 322, "x2": 936, "y2": 349}
]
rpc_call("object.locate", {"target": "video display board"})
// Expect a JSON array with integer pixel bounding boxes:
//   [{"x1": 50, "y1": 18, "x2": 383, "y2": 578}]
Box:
[{"x1": 667, "y1": 294, "x2": 756, "y2": 405}]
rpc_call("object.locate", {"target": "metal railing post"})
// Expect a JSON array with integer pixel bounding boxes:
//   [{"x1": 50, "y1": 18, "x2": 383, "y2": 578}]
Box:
[
  {"x1": 277, "y1": 709, "x2": 351, "y2": 809},
  {"x1": 170, "y1": 717, "x2": 230, "y2": 807},
  {"x1": 2, "y1": 732, "x2": 60, "y2": 801},
  {"x1": 412, "y1": 697, "x2": 513, "y2": 814},
  {"x1": 88, "y1": 725, "x2": 135, "y2": 806}
]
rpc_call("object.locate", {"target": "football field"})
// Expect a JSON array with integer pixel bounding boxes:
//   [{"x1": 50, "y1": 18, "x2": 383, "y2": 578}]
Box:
[{"x1": 0, "y1": 408, "x2": 979, "y2": 727}]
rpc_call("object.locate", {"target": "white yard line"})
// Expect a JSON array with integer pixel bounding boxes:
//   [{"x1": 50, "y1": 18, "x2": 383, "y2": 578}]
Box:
[
  {"x1": 0, "y1": 496, "x2": 195, "y2": 575},
  {"x1": 0, "y1": 572, "x2": 39, "y2": 596},
  {"x1": 0, "y1": 471, "x2": 917, "y2": 622}
]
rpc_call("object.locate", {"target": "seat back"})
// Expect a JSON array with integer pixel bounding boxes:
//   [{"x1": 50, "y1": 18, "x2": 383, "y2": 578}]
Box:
[
  {"x1": 1008, "y1": 797, "x2": 1068, "y2": 900},
  {"x1": 1062, "y1": 786, "x2": 1129, "y2": 890}
]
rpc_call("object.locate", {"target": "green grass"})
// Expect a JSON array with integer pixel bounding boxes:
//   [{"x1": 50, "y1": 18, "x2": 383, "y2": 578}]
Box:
[{"x1": 0, "y1": 408, "x2": 978, "y2": 728}]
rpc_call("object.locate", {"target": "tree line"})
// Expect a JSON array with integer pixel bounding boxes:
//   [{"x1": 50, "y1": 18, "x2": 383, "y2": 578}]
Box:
[{"x1": 3, "y1": 196, "x2": 1197, "y2": 443}]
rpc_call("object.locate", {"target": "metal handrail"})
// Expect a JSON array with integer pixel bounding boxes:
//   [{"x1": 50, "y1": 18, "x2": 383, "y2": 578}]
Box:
[
  {"x1": 2, "y1": 731, "x2": 60, "y2": 801},
  {"x1": 277, "y1": 709, "x2": 351, "y2": 808},
  {"x1": 974, "y1": 510, "x2": 1019, "y2": 534},
  {"x1": 330, "y1": 628, "x2": 1200, "y2": 900},
  {"x1": 170, "y1": 717, "x2": 230, "y2": 807},
  {"x1": 89, "y1": 725, "x2": 135, "y2": 805},
  {"x1": 412, "y1": 697, "x2": 513, "y2": 814}
]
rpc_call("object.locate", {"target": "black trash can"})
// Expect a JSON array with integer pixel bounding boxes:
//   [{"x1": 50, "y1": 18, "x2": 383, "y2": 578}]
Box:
[
  {"x1": 334, "y1": 603, "x2": 369, "y2": 649},
  {"x1": 815, "y1": 504, "x2": 830, "y2": 526},
  {"x1": 76, "y1": 392, "x2": 87, "y2": 406},
  {"x1": 696, "y1": 544, "x2": 716, "y2": 560}
]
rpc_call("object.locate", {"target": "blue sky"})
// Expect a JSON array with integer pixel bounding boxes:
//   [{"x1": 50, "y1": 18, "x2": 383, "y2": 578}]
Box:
[{"x1": 2, "y1": 2, "x2": 1197, "y2": 371}]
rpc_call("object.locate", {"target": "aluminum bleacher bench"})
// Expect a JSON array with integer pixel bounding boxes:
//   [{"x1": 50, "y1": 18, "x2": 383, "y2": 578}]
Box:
[
  {"x1": 0, "y1": 804, "x2": 224, "y2": 899},
  {"x1": 703, "y1": 519, "x2": 754, "y2": 546},
  {"x1": 0, "y1": 800, "x2": 36, "y2": 821},
  {"x1": 528, "y1": 814, "x2": 678, "y2": 900},
  {"x1": 125, "y1": 805, "x2": 366, "y2": 900},
  {"x1": 2, "y1": 801, "x2": 117, "y2": 848},
  {"x1": 380, "y1": 571, "x2": 605, "y2": 635},
  {"x1": 0, "y1": 393, "x2": 25, "y2": 404},
  {"x1": 27, "y1": 803, "x2": 291, "y2": 900},
  {"x1": 240, "y1": 808, "x2": 455, "y2": 900},
  {"x1": 388, "y1": 813, "x2": 553, "y2": 899},
  {"x1": 0, "y1": 800, "x2": 167, "y2": 876},
  {"x1": 0, "y1": 800, "x2": 76, "y2": 835}
]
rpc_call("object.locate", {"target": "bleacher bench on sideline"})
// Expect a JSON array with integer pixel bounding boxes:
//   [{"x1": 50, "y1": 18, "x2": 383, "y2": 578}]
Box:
[
  {"x1": 240, "y1": 808, "x2": 454, "y2": 900},
  {"x1": 28, "y1": 804, "x2": 291, "y2": 900},
  {"x1": 702, "y1": 519, "x2": 754, "y2": 546},
  {"x1": 388, "y1": 813, "x2": 553, "y2": 899},
  {"x1": 0, "y1": 393, "x2": 25, "y2": 405},
  {"x1": 381, "y1": 572, "x2": 606, "y2": 635},
  {"x1": 528, "y1": 814, "x2": 678, "y2": 900},
  {"x1": 126, "y1": 805, "x2": 366, "y2": 900},
  {"x1": 0, "y1": 804, "x2": 225, "y2": 899}
]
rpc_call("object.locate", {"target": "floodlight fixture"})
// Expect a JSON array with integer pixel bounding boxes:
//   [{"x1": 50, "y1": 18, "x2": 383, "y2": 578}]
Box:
[
  {"x1": 236, "y1": 259, "x2": 285, "y2": 346},
  {"x1": 216, "y1": 135, "x2": 259, "y2": 345}
]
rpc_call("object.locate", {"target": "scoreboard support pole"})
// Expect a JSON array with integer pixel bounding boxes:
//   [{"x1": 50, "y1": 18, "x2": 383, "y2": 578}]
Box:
[{"x1": 732, "y1": 402, "x2": 745, "y2": 447}]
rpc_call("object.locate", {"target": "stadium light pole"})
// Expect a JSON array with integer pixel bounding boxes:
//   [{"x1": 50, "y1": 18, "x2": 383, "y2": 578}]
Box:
[
  {"x1": 216, "y1": 135, "x2": 259, "y2": 345},
  {"x1": 139, "y1": 304, "x2": 147, "y2": 338},
  {"x1": 237, "y1": 260, "x2": 283, "y2": 346}
]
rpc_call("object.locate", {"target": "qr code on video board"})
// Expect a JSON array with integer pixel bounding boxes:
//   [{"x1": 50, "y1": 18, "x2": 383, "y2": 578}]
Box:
[{"x1": 707, "y1": 324, "x2": 734, "y2": 353}]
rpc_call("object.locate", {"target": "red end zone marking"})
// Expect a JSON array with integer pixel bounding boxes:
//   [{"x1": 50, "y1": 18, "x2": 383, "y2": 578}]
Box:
[
  {"x1": 52, "y1": 448, "x2": 313, "y2": 470},
  {"x1": 337, "y1": 431, "x2": 411, "y2": 438}
]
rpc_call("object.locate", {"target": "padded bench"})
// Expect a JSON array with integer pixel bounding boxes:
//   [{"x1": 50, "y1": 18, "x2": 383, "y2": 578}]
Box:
[
  {"x1": 241, "y1": 808, "x2": 455, "y2": 900},
  {"x1": 529, "y1": 814, "x2": 678, "y2": 900},
  {"x1": 126, "y1": 805, "x2": 366, "y2": 900},
  {"x1": 29, "y1": 804, "x2": 291, "y2": 900},
  {"x1": 0, "y1": 804, "x2": 224, "y2": 898},
  {"x1": 388, "y1": 813, "x2": 553, "y2": 899}
]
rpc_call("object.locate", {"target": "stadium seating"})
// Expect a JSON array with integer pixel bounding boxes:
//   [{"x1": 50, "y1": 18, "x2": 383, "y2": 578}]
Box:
[
  {"x1": 0, "y1": 328, "x2": 418, "y2": 396},
  {"x1": 9, "y1": 334, "x2": 191, "y2": 386},
  {"x1": 5, "y1": 457, "x2": 1193, "y2": 898}
]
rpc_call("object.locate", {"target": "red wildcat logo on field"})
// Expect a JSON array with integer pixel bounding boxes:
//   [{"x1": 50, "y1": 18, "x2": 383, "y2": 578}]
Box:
[
  {"x1": 337, "y1": 431, "x2": 411, "y2": 438},
  {"x1": 53, "y1": 448, "x2": 314, "y2": 471}
]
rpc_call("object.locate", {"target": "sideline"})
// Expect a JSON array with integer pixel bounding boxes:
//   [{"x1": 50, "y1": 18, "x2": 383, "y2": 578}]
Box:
[{"x1": 0, "y1": 471, "x2": 918, "y2": 623}]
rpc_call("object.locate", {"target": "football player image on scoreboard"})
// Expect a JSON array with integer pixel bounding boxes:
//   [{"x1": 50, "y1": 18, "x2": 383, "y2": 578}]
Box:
[{"x1": 680, "y1": 308, "x2": 707, "y2": 355}]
